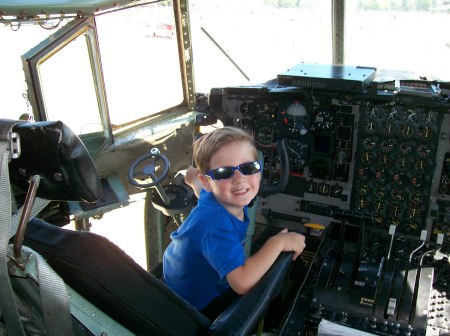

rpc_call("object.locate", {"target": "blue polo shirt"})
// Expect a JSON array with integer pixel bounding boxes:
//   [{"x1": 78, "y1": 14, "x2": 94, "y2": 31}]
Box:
[{"x1": 163, "y1": 189, "x2": 249, "y2": 310}]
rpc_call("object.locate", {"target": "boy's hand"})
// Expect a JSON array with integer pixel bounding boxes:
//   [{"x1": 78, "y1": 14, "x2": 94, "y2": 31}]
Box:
[
  {"x1": 184, "y1": 166, "x2": 202, "y2": 197},
  {"x1": 275, "y1": 228, "x2": 306, "y2": 261}
]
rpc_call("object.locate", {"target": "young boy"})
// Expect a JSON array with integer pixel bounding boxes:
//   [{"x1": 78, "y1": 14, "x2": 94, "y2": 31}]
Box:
[{"x1": 162, "y1": 126, "x2": 306, "y2": 319}]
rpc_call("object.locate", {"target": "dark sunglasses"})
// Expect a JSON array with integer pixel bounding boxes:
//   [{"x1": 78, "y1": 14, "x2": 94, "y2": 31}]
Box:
[{"x1": 205, "y1": 161, "x2": 261, "y2": 180}]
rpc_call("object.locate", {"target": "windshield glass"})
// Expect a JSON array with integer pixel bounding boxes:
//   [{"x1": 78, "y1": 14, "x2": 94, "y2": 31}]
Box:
[
  {"x1": 96, "y1": 1, "x2": 183, "y2": 127},
  {"x1": 189, "y1": 0, "x2": 450, "y2": 93}
]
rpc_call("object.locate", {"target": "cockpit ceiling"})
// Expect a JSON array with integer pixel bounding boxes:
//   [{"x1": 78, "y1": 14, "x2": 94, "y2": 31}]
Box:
[{"x1": 0, "y1": 0, "x2": 137, "y2": 17}]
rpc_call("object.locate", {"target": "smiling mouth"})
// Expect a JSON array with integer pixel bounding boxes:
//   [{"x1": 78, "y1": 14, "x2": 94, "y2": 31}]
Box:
[{"x1": 232, "y1": 188, "x2": 248, "y2": 195}]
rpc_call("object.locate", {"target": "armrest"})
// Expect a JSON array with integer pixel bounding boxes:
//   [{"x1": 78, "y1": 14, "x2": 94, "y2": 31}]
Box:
[{"x1": 208, "y1": 252, "x2": 293, "y2": 336}]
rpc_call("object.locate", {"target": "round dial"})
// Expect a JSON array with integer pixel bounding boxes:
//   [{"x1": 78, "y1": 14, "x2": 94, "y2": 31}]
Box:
[
  {"x1": 417, "y1": 144, "x2": 432, "y2": 158},
  {"x1": 287, "y1": 139, "x2": 309, "y2": 167},
  {"x1": 415, "y1": 159, "x2": 429, "y2": 172},
  {"x1": 286, "y1": 101, "x2": 307, "y2": 117},
  {"x1": 240, "y1": 102, "x2": 252, "y2": 117},
  {"x1": 403, "y1": 108, "x2": 418, "y2": 123},
  {"x1": 418, "y1": 126, "x2": 435, "y2": 141},
  {"x1": 380, "y1": 138, "x2": 397, "y2": 153},
  {"x1": 378, "y1": 154, "x2": 391, "y2": 168},
  {"x1": 361, "y1": 152, "x2": 374, "y2": 164},
  {"x1": 385, "y1": 106, "x2": 401, "y2": 121},
  {"x1": 256, "y1": 126, "x2": 275, "y2": 145},
  {"x1": 396, "y1": 156, "x2": 409, "y2": 170},
  {"x1": 283, "y1": 101, "x2": 308, "y2": 135},
  {"x1": 400, "y1": 124, "x2": 415, "y2": 139},
  {"x1": 368, "y1": 106, "x2": 383, "y2": 119},
  {"x1": 420, "y1": 110, "x2": 438, "y2": 125},
  {"x1": 399, "y1": 141, "x2": 414, "y2": 154},
  {"x1": 382, "y1": 121, "x2": 397, "y2": 136},
  {"x1": 363, "y1": 120, "x2": 378, "y2": 134},
  {"x1": 362, "y1": 136, "x2": 377, "y2": 150},
  {"x1": 254, "y1": 102, "x2": 276, "y2": 122},
  {"x1": 312, "y1": 107, "x2": 335, "y2": 132}
]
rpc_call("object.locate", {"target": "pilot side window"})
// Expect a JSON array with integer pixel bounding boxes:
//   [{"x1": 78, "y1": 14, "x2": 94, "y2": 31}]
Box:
[
  {"x1": 95, "y1": 2, "x2": 183, "y2": 128},
  {"x1": 38, "y1": 32, "x2": 103, "y2": 135}
]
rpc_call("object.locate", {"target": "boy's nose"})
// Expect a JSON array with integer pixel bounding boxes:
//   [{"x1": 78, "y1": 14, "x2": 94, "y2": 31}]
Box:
[{"x1": 232, "y1": 169, "x2": 245, "y2": 180}]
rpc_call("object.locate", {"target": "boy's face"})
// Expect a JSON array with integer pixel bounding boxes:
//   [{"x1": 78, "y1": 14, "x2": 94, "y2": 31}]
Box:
[{"x1": 199, "y1": 141, "x2": 260, "y2": 219}]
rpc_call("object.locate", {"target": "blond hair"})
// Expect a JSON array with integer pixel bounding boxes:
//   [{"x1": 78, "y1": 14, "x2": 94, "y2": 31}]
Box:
[{"x1": 193, "y1": 127, "x2": 257, "y2": 174}]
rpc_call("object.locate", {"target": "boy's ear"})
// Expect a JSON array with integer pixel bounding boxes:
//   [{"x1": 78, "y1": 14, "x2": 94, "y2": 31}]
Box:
[{"x1": 198, "y1": 174, "x2": 212, "y2": 192}]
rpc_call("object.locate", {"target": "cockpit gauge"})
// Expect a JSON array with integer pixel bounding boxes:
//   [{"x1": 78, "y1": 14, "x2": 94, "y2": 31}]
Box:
[
  {"x1": 418, "y1": 126, "x2": 435, "y2": 141},
  {"x1": 417, "y1": 144, "x2": 433, "y2": 158},
  {"x1": 312, "y1": 107, "x2": 335, "y2": 132},
  {"x1": 363, "y1": 120, "x2": 378, "y2": 134},
  {"x1": 240, "y1": 102, "x2": 252, "y2": 117},
  {"x1": 282, "y1": 101, "x2": 308, "y2": 135},
  {"x1": 309, "y1": 158, "x2": 331, "y2": 179},
  {"x1": 361, "y1": 152, "x2": 374, "y2": 164},
  {"x1": 385, "y1": 106, "x2": 400, "y2": 121},
  {"x1": 415, "y1": 159, "x2": 429, "y2": 172},
  {"x1": 396, "y1": 156, "x2": 410, "y2": 170},
  {"x1": 254, "y1": 102, "x2": 276, "y2": 122},
  {"x1": 368, "y1": 106, "x2": 382, "y2": 119},
  {"x1": 400, "y1": 124, "x2": 415, "y2": 139},
  {"x1": 381, "y1": 121, "x2": 397, "y2": 136},
  {"x1": 399, "y1": 141, "x2": 414, "y2": 154},
  {"x1": 404, "y1": 108, "x2": 418, "y2": 123},
  {"x1": 378, "y1": 154, "x2": 391, "y2": 168},
  {"x1": 287, "y1": 139, "x2": 309, "y2": 167},
  {"x1": 420, "y1": 109, "x2": 438, "y2": 125},
  {"x1": 256, "y1": 126, "x2": 276, "y2": 145},
  {"x1": 380, "y1": 138, "x2": 396, "y2": 153},
  {"x1": 362, "y1": 136, "x2": 377, "y2": 150}
]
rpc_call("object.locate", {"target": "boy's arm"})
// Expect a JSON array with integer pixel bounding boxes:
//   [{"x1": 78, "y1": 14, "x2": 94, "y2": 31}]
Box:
[
  {"x1": 184, "y1": 166, "x2": 203, "y2": 198},
  {"x1": 226, "y1": 229, "x2": 305, "y2": 295}
]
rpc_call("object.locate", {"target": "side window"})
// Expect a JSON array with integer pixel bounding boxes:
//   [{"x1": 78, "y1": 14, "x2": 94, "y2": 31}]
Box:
[
  {"x1": 22, "y1": 18, "x2": 110, "y2": 156},
  {"x1": 38, "y1": 30, "x2": 103, "y2": 135}
]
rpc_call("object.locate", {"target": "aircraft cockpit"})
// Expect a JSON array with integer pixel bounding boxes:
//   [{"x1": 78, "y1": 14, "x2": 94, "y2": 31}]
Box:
[{"x1": 1, "y1": 0, "x2": 450, "y2": 335}]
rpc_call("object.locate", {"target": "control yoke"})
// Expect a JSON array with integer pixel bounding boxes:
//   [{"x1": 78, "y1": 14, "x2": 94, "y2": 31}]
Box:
[{"x1": 258, "y1": 138, "x2": 290, "y2": 198}]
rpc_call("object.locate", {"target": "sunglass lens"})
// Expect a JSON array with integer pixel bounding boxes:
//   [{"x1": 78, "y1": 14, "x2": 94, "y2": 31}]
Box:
[
  {"x1": 212, "y1": 167, "x2": 234, "y2": 180},
  {"x1": 240, "y1": 162, "x2": 261, "y2": 175}
]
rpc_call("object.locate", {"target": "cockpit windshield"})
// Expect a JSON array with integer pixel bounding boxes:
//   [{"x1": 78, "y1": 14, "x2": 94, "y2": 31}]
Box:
[{"x1": 188, "y1": 0, "x2": 450, "y2": 93}]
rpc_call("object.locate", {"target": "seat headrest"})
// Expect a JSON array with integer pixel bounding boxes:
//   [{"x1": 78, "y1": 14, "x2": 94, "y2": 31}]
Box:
[{"x1": 9, "y1": 120, "x2": 102, "y2": 203}]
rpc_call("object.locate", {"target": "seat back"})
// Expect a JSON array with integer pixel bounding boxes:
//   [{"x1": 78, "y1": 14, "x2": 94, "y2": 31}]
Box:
[
  {"x1": 9, "y1": 120, "x2": 102, "y2": 202},
  {"x1": 24, "y1": 217, "x2": 211, "y2": 336},
  {"x1": 5, "y1": 120, "x2": 210, "y2": 336}
]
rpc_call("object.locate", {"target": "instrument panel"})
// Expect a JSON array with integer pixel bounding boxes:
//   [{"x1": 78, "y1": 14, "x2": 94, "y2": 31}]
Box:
[
  {"x1": 208, "y1": 78, "x2": 450, "y2": 335},
  {"x1": 209, "y1": 85, "x2": 449, "y2": 238}
]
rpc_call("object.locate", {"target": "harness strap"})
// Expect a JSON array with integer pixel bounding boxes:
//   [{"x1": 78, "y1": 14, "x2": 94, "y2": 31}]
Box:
[
  {"x1": 0, "y1": 119, "x2": 72, "y2": 336},
  {"x1": 0, "y1": 119, "x2": 26, "y2": 336}
]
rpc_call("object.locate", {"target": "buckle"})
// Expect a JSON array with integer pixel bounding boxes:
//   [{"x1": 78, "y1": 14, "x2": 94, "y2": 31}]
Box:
[{"x1": 10, "y1": 131, "x2": 21, "y2": 159}]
